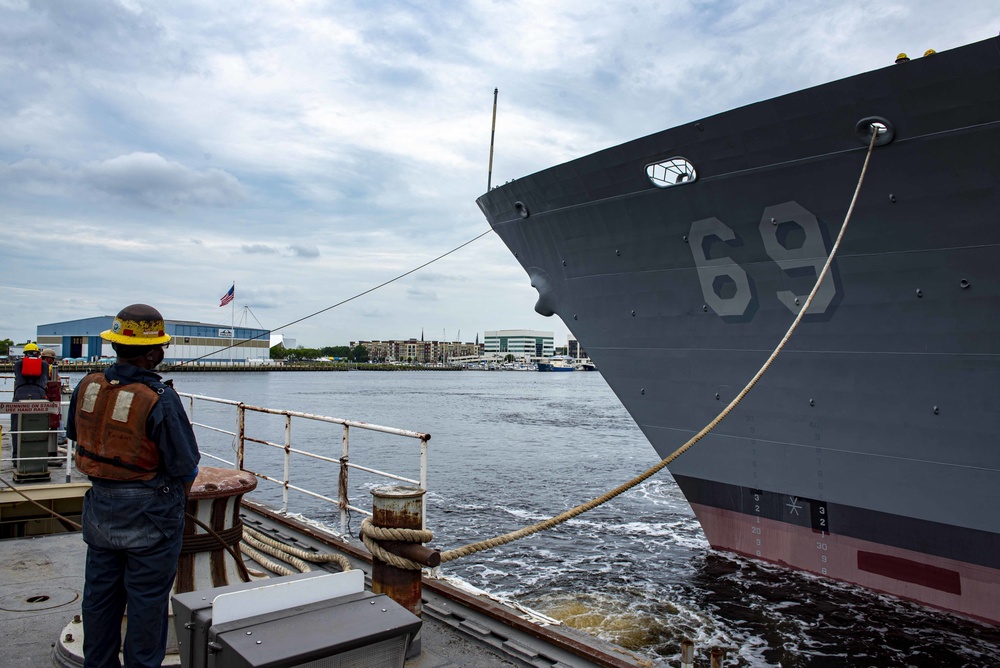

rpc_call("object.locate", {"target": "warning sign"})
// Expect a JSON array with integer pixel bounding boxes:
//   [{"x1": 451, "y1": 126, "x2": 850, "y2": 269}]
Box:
[{"x1": 0, "y1": 401, "x2": 61, "y2": 414}]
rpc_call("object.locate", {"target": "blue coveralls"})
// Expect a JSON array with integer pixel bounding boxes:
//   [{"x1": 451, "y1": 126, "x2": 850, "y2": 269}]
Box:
[{"x1": 67, "y1": 364, "x2": 200, "y2": 668}]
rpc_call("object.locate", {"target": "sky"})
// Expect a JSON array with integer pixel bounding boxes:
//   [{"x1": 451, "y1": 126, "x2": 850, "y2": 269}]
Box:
[{"x1": 1, "y1": 1, "x2": 995, "y2": 348}]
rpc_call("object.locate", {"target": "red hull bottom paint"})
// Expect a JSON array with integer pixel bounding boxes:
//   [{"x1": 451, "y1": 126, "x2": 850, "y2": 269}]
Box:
[{"x1": 691, "y1": 503, "x2": 1000, "y2": 625}]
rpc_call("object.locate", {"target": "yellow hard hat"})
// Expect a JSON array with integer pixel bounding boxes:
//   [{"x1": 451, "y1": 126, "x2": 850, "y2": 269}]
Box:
[
  {"x1": 23, "y1": 342, "x2": 40, "y2": 353},
  {"x1": 101, "y1": 304, "x2": 172, "y2": 346},
  {"x1": 895, "y1": 53, "x2": 909, "y2": 63},
  {"x1": 923, "y1": 49, "x2": 936, "y2": 56}
]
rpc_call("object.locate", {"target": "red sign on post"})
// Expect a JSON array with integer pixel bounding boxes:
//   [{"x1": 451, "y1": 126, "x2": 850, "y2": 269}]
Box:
[{"x1": 0, "y1": 401, "x2": 61, "y2": 414}]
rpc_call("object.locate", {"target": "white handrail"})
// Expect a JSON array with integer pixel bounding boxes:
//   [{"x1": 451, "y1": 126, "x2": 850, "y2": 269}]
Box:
[{"x1": 178, "y1": 391, "x2": 430, "y2": 535}]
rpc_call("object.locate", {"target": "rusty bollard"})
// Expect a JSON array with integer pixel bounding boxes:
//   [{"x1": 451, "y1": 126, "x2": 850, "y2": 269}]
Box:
[
  {"x1": 369, "y1": 485, "x2": 433, "y2": 658},
  {"x1": 176, "y1": 466, "x2": 258, "y2": 593},
  {"x1": 681, "y1": 639, "x2": 695, "y2": 668}
]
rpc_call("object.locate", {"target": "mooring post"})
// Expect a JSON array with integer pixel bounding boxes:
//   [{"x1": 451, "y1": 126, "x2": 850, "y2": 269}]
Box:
[
  {"x1": 710, "y1": 647, "x2": 726, "y2": 667},
  {"x1": 370, "y1": 485, "x2": 426, "y2": 658},
  {"x1": 681, "y1": 638, "x2": 695, "y2": 668}
]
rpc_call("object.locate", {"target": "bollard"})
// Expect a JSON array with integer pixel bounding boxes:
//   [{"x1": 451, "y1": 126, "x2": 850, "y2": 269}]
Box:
[
  {"x1": 710, "y1": 647, "x2": 726, "y2": 667},
  {"x1": 175, "y1": 466, "x2": 258, "y2": 593},
  {"x1": 370, "y1": 485, "x2": 426, "y2": 658},
  {"x1": 680, "y1": 639, "x2": 695, "y2": 668}
]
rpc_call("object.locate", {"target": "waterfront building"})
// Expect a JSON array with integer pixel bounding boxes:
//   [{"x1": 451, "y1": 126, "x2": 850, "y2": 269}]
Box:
[
  {"x1": 568, "y1": 335, "x2": 587, "y2": 359},
  {"x1": 35, "y1": 316, "x2": 270, "y2": 364},
  {"x1": 351, "y1": 339, "x2": 484, "y2": 364},
  {"x1": 483, "y1": 330, "x2": 554, "y2": 361}
]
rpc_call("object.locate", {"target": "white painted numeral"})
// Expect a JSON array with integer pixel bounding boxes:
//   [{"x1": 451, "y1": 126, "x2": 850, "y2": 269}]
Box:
[
  {"x1": 759, "y1": 202, "x2": 837, "y2": 314},
  {"x1": 689, "y1": 201, "x2": 838, "y2": 319},
  {"x1": 688, "y1": 217, "x2": 753, "y2": 318}
]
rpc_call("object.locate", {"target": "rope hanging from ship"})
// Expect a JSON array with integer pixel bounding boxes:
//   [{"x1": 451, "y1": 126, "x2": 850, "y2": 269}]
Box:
[
  {"x1": 5, "y1": 125, "x2": 883, "y2": 576},
  {"x1": 363, "y1": 123, "x2": 887, "y2": 568}
]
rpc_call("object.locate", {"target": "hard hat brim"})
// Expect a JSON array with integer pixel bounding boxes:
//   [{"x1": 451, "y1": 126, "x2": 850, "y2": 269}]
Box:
[{"x1": 100, "y1": 329, "x2": 172, "y2": 345}]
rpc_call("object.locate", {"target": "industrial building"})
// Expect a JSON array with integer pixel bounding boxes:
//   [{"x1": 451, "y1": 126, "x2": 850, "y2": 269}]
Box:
[
  {"x1": 35, "y1": 316, "x2": 270, "y2": 365},
  {"x1": 483, "y1": 330, "x2": 554, "y2": 361}
]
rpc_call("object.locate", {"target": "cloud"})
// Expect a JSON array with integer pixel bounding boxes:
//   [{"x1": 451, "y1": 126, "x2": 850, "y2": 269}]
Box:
[
  {"x1": 80, "y1": 152, "x2": 244, "y2": 209},
  {"x1": 288, "y1": 244, "x2": 320, "y2": 258},
  {"x1": 1, "y1": 0, "x2": 994, "y2": 348},
  {"x1": 240, "y1": 243, "x2": 319, "y2": 258},
  {"x1": 406, "y1": 288, "x2": 438, "y2": 302},
  {"x1": 242, "y1": 244, "x2": 279, "y2": 255}
]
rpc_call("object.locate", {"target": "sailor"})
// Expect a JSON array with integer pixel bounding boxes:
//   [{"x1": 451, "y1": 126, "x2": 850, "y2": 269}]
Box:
[
  {"x1": 41, "y1": 348, "x2": 57, "y2": 374},
  {"x1": 66, "y1": 304, "x2": 200, "y2": 668},
  {"x1": 11, "y1": 342, "x2": 51, "y2": 463},
  {"x1": 40, "y1": 348, "x2": 66, "y2": 452},
  {"x1": 13, "y1": 342, "x2": 49, "y2": 400}
]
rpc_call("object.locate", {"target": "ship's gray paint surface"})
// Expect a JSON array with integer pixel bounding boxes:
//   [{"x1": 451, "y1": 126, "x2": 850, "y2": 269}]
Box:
[{"x1": 477, "y1": 38, "x2": 1000, "y2": 567}]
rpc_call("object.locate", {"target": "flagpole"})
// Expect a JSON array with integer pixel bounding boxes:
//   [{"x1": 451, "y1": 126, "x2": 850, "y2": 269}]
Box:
[{"x1": 230, "y1": 281, "x2": 235, "y2": 366}]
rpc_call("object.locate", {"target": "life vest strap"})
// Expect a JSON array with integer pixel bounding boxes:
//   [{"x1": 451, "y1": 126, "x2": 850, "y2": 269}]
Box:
[{"x1": 76, "y1": 444, "x2": 158, "y2": 474}]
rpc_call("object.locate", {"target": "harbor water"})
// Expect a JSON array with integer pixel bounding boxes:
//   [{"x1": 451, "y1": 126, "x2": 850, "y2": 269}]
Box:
[{"x1": 61, "y1": 369, "x2": 1000, "y2": 667}]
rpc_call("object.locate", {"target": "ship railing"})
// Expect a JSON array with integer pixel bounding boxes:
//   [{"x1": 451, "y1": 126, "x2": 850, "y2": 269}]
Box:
[{"x1": 178, "y1": 391, "x2": 430, "y2": 535}]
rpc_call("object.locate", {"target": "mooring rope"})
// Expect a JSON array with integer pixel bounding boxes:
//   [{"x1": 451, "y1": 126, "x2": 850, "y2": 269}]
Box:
[
  {"x1": 241, "y1": 525, "x2": 353, "y2": 574},
  {"x1": 360, "y1": 517, "x2": 433, "y2": 570},
  {"x1": 240, "y1": 540, "x2": 298, "y2": 576},
  {"x1": 363, "y1": 123, "x2": 884, "y2": 567}
]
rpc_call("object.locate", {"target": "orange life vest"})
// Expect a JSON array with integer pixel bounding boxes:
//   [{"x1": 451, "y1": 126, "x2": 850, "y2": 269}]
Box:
[
  {"x1": 73, "y1": 373, "x2": 161, "y2": 481},
  {"x1": 21, "y1": 357, "x2": 42, "y2": 376}
]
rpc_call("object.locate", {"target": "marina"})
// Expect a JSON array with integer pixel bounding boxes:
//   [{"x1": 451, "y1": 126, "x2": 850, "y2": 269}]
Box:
[{"x1": 4, "y1": 370, "x2": 1000, "y2": 666}]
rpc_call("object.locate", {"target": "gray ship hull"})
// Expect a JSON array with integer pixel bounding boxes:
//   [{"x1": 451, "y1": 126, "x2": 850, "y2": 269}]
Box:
[{"x1": 477, "y1": 37, "x2": 1000, "y2": 623}]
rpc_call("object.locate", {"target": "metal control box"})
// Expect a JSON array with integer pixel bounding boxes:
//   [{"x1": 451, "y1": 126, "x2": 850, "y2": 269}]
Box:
[
  {"x1": 13, "y1": 411, "x2": 53, "y2": 482},
  {"x1": 207, "y1": 591, "x2": 420, "y2": 668},
  {"x1": 173, "y1": 572, "x2": 326, "y2": 668},
  {"x1": 172, "y1": 570, "x2": 420, "y2": 668}
]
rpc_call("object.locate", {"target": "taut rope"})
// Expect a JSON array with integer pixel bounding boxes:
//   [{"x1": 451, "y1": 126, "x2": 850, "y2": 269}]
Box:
[{"x1": 364, "y1": 123, "x2": 884, "y2": 567}]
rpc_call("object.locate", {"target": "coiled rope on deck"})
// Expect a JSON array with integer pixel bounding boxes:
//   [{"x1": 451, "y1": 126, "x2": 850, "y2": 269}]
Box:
[
  {"x1": 362, "y1": 124, "x2": 884, "y2": 568},
  {"x1": 240, "y1": 525, "x2": 352, "y2": 576}
]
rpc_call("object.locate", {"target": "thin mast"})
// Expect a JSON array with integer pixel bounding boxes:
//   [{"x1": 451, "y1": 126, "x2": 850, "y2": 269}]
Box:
[{"x1": 487, "y1": 88, "x2": 498, "y2": 191}]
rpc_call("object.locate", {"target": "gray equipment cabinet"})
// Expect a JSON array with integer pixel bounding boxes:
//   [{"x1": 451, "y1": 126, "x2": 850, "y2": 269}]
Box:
[{"x1": 172, "y1": 571, "x2": 421, "y2": 668}]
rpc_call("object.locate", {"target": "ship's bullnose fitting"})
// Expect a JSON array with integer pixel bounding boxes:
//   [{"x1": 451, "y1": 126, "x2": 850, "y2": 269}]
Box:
[
  {"x1": 856, "y1": 116, "x2": 894, "y2": 146},
  {"x1": 527, "y1": 267, "x2": 559, "y2": 317}
]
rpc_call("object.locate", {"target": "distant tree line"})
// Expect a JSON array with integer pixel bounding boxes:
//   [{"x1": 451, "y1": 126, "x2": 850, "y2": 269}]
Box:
[{"x1": 270, "y1": 344, "x2": 369, "y2": 363}]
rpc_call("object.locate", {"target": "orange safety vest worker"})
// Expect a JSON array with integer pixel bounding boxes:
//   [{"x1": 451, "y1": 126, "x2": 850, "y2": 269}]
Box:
[{"x1": 73, "y1": 373, "x2": 161, "y2": 481}]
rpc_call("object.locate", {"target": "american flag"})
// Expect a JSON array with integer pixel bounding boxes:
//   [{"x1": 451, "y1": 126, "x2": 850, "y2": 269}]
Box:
[{"x1": 219, "y1": 284, "x2": 235, "y2": 307}]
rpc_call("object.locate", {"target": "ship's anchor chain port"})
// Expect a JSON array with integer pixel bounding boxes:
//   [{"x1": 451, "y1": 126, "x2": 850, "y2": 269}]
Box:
[{"x1": 362, "y1": 122, "x2": 887, "y2": 569}]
